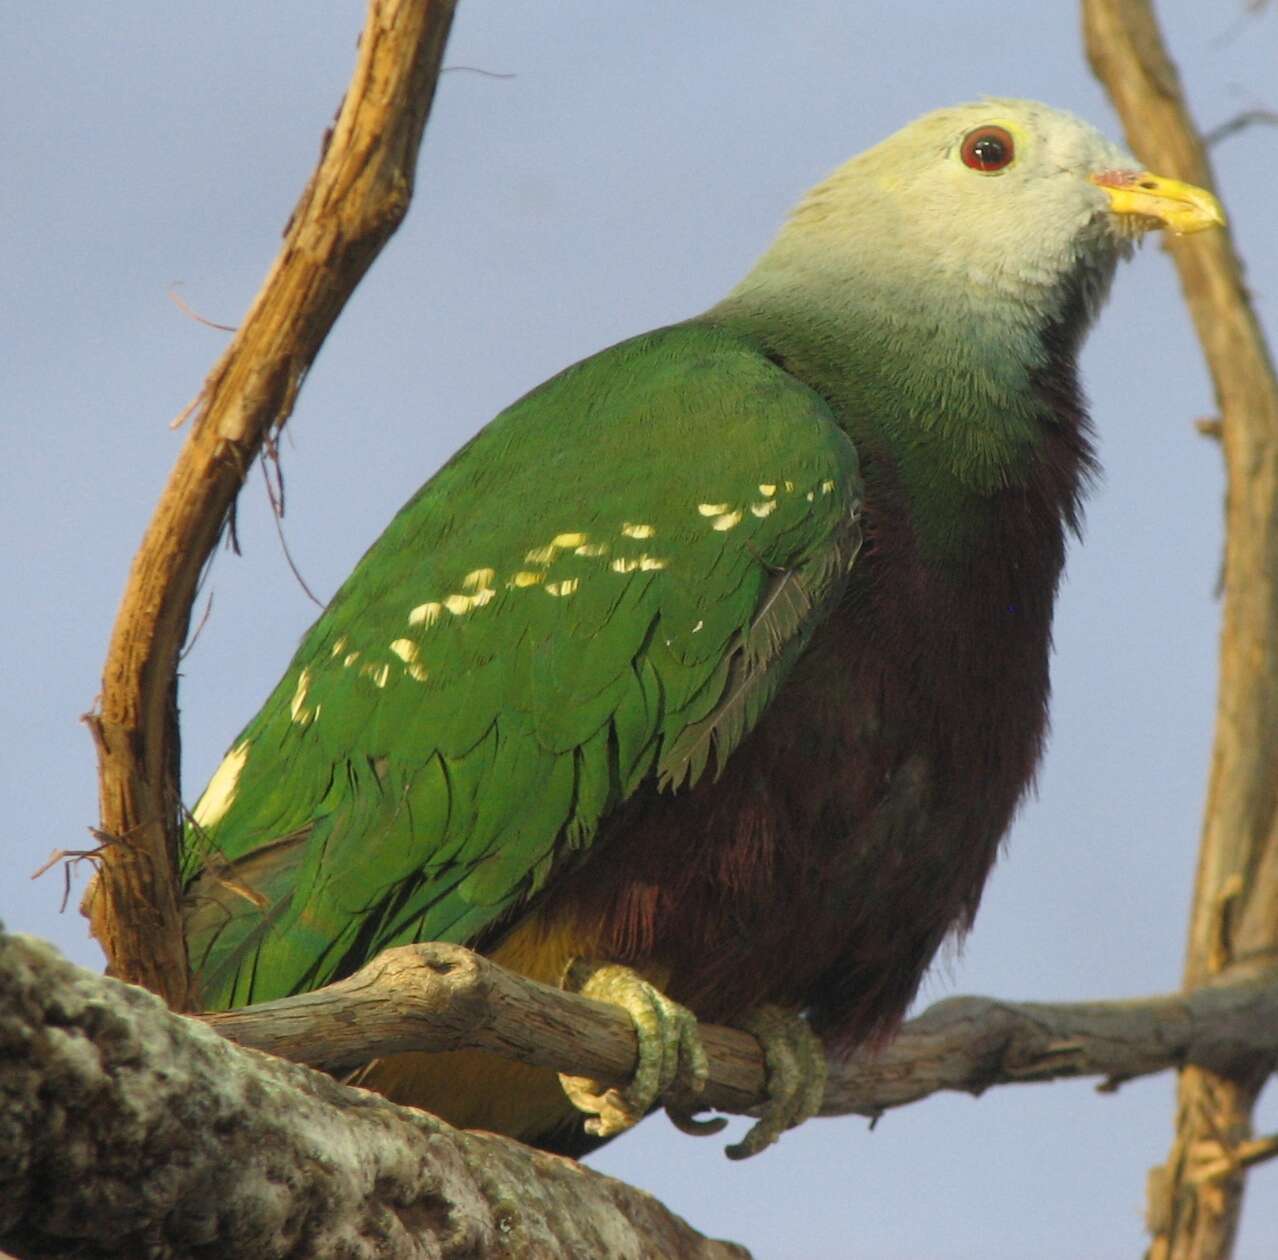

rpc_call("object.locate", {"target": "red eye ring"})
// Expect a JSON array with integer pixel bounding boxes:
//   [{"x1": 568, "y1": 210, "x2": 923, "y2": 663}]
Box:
[{"x1": 960, "y1": 125, "x2": 1015, "y2": 173}]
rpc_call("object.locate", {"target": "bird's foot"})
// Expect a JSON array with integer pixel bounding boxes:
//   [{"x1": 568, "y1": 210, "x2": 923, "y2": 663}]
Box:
[
  {"x1": 558, "y1": 960, "x2": 720, "y2": 1140},
  {"x1": 725, "y1": 1004, "x2": 827, "y2": 1160}
]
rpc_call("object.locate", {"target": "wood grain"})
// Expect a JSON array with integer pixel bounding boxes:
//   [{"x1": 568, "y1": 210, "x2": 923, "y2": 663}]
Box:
[{"x1": 198, "y1": 941, "x2": 1278, "y2": 1125}]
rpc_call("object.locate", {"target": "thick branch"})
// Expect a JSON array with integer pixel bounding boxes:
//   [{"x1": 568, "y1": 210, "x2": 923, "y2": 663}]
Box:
[
  {"x1": 0, "y1": 932, "x2": 747, "y2": 1260},
  {"x1": 198, "y1": 942, "x2": 1278, "y2": 1122},
  {"x1": 85, "y1": 0, "x2": 456, "y2": 1010},
  {"x1": 1083, "y1": 4, "x2": 1278, "y2": 1257}
]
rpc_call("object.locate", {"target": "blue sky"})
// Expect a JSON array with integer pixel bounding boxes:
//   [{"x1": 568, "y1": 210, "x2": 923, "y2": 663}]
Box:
[{"x1": 4, "y1": 4, "x2": 1277, "y2": 1256}]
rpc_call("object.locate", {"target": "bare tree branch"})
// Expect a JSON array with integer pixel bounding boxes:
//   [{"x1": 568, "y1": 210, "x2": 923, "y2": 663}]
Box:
[
  {"x1": 0, "y1": 932, "x2": 748, "y2": 1260},
  {"x1": 1082, "y1": 3, "x2": 1278, "y2": 1257},
  {"x1": 1204, "y1": 108, "x2": 1278, "y2": 147},
  {"x1": 10, "y1": 928, "x2": 1278, "y2": 1260},
  {"x1": 197, "y1": 942, "x2": 1278, "y2": 1124},
  {"x1": 83, "y1": 0, "x2": 456, "y2": 1011}
]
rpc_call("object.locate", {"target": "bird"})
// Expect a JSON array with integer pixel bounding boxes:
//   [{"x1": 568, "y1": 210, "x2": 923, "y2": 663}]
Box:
[{"x1": 180, "y1": 98, "x2": 1223, "y2": 1158}]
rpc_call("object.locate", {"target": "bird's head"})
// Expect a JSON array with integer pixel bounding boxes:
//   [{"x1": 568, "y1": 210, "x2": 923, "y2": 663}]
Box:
[{"x1": 741, "y1": 98, "x2": 1224, "y2": 334}]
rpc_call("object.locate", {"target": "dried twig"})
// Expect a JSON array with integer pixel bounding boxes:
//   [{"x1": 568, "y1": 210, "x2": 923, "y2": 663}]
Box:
[
  {"x1": 260, "y1": 442, "x2": 325, "y2": 607},
  {"x1": 1205, "y1": 108, "x2": 1278, "y2": 147},
  {"x1": 167, "y1": 285, "x2": 238, "y2": 333}
]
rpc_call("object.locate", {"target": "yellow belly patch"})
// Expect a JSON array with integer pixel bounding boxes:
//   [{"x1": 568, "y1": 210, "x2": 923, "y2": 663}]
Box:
[
  {"x1": 358, "y1": 1043, "x2": 576, "y2": 1140},
  {"x1": 352, "y1": 905, "x2": 669, "y2": 1144}
]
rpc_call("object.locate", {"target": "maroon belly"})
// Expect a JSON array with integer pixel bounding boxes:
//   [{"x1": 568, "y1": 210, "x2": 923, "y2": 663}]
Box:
[{"x1": 540, "y1": 573, "x2": 1051, "y2": 1048}]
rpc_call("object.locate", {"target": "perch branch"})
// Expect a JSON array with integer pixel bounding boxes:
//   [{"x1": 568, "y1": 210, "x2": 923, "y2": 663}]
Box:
[
  {"x1": 198, "y1": 942, "x2": 1278, "y2": 1123},
  {"x1": 1083, "y1": 2, "x2": 1278, "y2": 1257},
  {"x1": 0, "y1": 932, "x2": 746, "y2": 1260},
  {"x1": 83, "y1": 0, "x2": 456, "y2": 1010}
]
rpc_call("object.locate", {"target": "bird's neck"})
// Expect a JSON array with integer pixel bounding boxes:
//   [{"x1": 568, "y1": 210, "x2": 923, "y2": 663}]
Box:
[{"x1": 702, "y1": 260, "x2": 1096, "y2": 561}]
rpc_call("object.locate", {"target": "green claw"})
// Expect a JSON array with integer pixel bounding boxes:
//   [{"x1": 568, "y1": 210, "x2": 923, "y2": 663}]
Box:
[
  {"x1": 725, "y1": 1004, "x2": 827, "y2": 1160},
  {"x1": 666, "y1": 1105, "x2": 729, "y2": 1138},
  {"x1": 557, "y1": 968, "x2": 825, "y2": 1156},
  {"x1": 558, "y1": 960, "x2": 710, "y2": 1139}
]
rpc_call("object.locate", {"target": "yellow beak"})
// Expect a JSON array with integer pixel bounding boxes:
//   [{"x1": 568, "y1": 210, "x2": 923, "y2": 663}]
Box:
[{"x1": 1090, "y1": 170, "x2": 1226, "y2": 235}]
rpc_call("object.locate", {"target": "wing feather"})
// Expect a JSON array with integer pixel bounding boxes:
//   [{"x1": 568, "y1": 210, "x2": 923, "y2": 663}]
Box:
[{"x1": 183, "y1": 324, "x2": 864, "y2": 1008}]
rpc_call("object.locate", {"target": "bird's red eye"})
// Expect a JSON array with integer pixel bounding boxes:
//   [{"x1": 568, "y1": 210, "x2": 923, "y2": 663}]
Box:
[{"x1": 960, "y1": 125, "x2": 1015, "y2": 173}]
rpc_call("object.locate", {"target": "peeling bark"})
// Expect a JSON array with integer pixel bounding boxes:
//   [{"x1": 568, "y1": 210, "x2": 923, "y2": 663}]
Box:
[
  {"x1": 9, "y1": 932, "x2": 1278, "y2": 1260},
  {"x1": 0, "y1": 932, "x2": 747, "y2": 1260}
]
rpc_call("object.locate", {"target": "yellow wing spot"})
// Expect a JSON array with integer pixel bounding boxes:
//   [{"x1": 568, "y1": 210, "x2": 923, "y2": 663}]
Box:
[
  {"x1": 192, "y1": 740, "x2": 250, "y2": 829},
  {"x1": 751, "y1": 500, "x2": 778, "y2": 518},
  {"x1": 574, "y1": 543, "x2": 609, "y2": 557},
  {"x1": 758, "y1": 484, "x2": 777, "y2": 497},
  {"x1": 343, "y1": 651, "x2": 361, "y2": 668},
  {"x1": 389, "y1": 638, "x2": 418, "y2": 664},
  {"x1": 546, "y1": 578, "x2": 580, "y2": 597},
  {"x1": 712, "y1": 510, "x2": 743, "y2": 531},
  {"x1": 527, "y1": 533, "x2": 591, "y2": 565},
  {"x1": 330, "y1": 636, "x2": 349, "y2": 658},
  {"x1": 361, "y1": 662, "x2": 391, "y2": 689},
  {"x1": 784, "y1": 480, "x2": 796, "y2": 492},
  {"x1": 462, "y1": 567, "x2": 496, "y2": 592},
  {"x1": 622, "y1": 523, "x2": 655, "y2": 539},
  {"x1": 409, "y1": 602, "x2": 442, "y2": 628},
  {"x1": 611, "y1": 555, "x2": 667, "y2": 574},
  {"x1": 698, "y1": 502, "x2": 730, "y2": 516},
  {"x1": 289, "y1": 668, "x2": 313, "y2": 723},
  {"x1": 510, "y1": 570, "x2": 545, "y2": 588},
  {"x1": 821, "y1": 479, "x2": 836, "y2": 493},
  {"x1": 806, "y1": 491, "x2": 816, "y2": 502},
  {"x1": 407, "y1": 663, "x2": 430, "y2": 683},
  {"x1": 443, "y1": 590, "x2": 496, "y2": 615}
]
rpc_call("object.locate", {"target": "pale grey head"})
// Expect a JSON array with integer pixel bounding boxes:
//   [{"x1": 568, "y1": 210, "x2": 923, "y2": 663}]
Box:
[{"x1": 732, "y1": 98, "x2": 1223, "y2": 335}]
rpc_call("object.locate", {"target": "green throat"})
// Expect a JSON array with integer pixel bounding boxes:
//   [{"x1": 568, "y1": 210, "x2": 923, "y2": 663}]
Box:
[{"x1": 701, "y1": 275, "x2": 1073, "y2": 561}]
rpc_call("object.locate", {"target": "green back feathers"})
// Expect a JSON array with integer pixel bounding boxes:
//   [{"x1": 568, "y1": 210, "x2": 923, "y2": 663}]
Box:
[
  {"x1": 707, "y1": 287, "x2": 1056, "y2": 558},
  {"x1": 183, "y1": 324, "x2": 862, "y2": 1008}
]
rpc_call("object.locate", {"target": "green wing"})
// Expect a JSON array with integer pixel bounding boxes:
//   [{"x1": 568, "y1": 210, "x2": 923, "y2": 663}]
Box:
[{"x1": 182, "y1": 323, "x2": 863, "y2": 1009}]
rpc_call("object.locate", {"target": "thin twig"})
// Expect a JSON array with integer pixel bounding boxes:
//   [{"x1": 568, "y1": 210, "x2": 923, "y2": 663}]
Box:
[
  {"x1": 167, "y1": 285, "x2": 238, "y2": 333},
  {"x1": 441, "y1": 64, "x2": 516, "y2": 79},
  {"x1": 178, "y1": 590, "x2": 216, "y2": 662},
  {"x1": 260, "y1": 443, "x2": 324, "y2": 608},
  {"x1": 1205, "y1": 108, "x2": 1278, "y2": 147}
]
